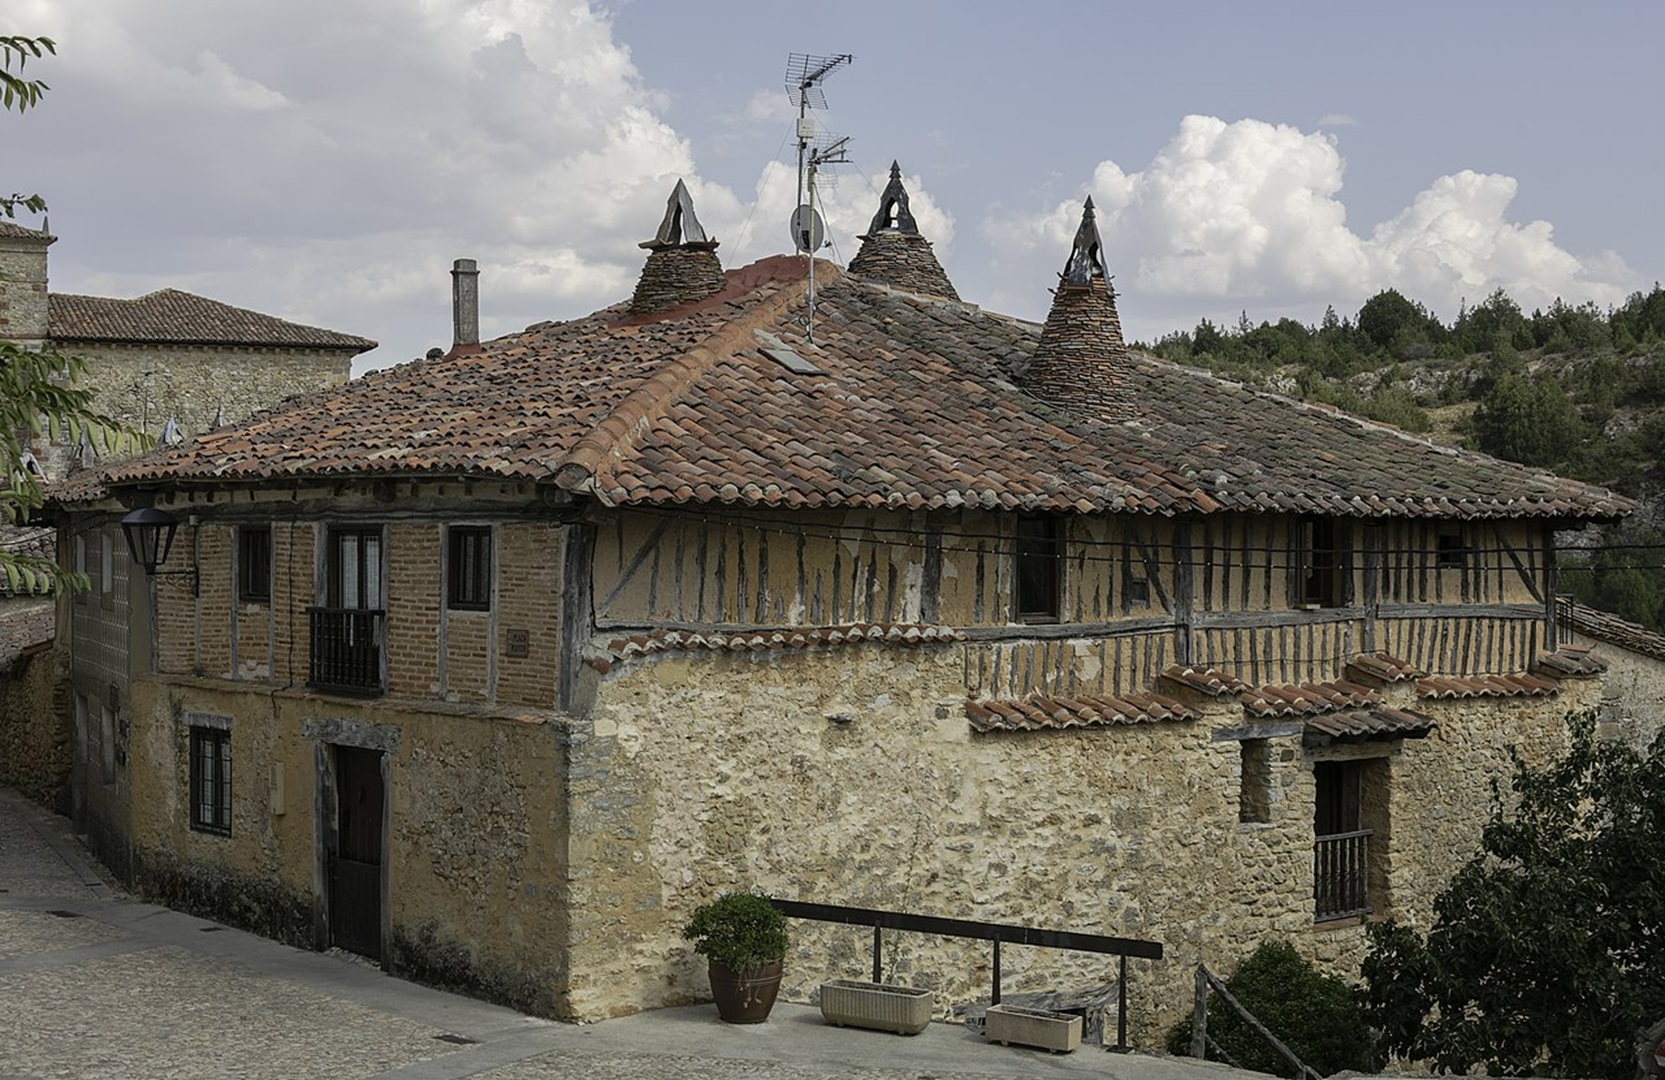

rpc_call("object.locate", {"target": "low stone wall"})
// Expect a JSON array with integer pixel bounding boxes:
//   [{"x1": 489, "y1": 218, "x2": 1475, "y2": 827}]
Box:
[{"x1": 0, "y1": 642, "x2": 70, "y2": 808}]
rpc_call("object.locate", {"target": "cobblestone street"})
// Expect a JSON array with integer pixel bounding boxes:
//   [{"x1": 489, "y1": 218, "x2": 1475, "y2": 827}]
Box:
[{"x1": 0, "y1": 788, "x2": 1255, "y2": 1080}]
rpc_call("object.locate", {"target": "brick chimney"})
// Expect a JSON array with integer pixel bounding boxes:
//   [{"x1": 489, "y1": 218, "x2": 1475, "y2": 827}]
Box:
[
  {"x1": 0, "y1": 221, "x2": 54, "y2": 349},
  {"x1": 1018, "y1": 198, "x2": 1134, "y2": 421},
  {"x1": 846, "y1": 162, "x2": 959, "y2": 300},
  {"x1": 630, "y1": 179, "x2": 725, "y2": 315},
  {"x1": 451, "y1": 257, "x2": 480, "y2": 351}
]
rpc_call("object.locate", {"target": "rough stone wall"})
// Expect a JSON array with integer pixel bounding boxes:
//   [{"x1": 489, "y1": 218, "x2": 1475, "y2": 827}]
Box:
[
  {"x1": 568, "y1": 643, "x2": 1602, "y2": 1039},
  {"x1": 63, "y1": 341, "x2": 350, "y2": 445},
  {"x1": 124, "y1": 674, "x2": 572, "y2": 1015},
  {"x1": 847, "y1": 233, "x2": 960, "y2": 300},
  {"x1": 1567, "y1": 628, "x2": 1665, "y2": 746},
  {"x1": 0, "y1": 642, "x2": 71, "y2": 806},
  {"x1": 0, "y1": 234, "x2": 50, "y2": 346}
]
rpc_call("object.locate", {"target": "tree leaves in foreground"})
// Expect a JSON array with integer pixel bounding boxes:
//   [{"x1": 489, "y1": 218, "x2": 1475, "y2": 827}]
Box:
[
  {"x1": 0, "y1": 343, "x2": 141, "y2": 594},
  {"x1": 1361, "y1": 712, "x2": 1665, "y2": 1079},
  {"x1": 2, "y1": 34, "x2": 53, "y2": 219}
]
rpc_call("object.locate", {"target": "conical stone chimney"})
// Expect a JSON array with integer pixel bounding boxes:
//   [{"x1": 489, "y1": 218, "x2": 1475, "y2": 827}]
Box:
[
  {"x1": 846, "y1": 162, "x2": 959, "y2": 300},
  {"x1": 1019, "y1": 197, "x2": 1134, "y2": 421},
  {"x1": 630, "y1": 179, "x2": 725, "y2": 315}
]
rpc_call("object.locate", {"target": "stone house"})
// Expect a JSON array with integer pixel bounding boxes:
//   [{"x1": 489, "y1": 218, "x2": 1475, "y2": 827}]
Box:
[
  {"x1": 58, "y1": 173, "x2": 1627, "y2": 1038},
  {"x1": 0, "y1": 218, "x2": 375, "y2": 829}
]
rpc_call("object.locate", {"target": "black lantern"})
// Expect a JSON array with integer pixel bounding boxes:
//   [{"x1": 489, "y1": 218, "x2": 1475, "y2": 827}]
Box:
[
  {"x1": 120, "y1": 507, "x2": 197, "y2": 594},
  {"x1": 120, "y1": 506, "x2": 179, "y2": 573}
]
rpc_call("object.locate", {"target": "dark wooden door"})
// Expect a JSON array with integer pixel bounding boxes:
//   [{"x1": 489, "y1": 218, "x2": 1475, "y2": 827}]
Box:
[{"x1": 330, "y1": 746, "x2": 384, "y2": 958}]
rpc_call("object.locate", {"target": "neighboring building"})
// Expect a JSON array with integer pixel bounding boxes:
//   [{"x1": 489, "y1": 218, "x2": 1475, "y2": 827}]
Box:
[
  {"x1": 57, "y1": 175, "x2": 1626, "y2": 1038},
  {"x1": 1560, "y1": 597, "x2": 1665, "y2": 746},
  {"x1": 0, "y1": 218, "x2": 375, "y2": 838}
]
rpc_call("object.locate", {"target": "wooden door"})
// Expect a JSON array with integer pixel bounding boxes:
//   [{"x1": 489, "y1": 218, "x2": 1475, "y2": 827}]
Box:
[{"x1": 330, "y1": 745, "x2": 384, "y2": 958}]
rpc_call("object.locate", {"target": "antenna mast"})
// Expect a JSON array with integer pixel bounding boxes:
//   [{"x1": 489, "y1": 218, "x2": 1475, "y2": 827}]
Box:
[{"x1": 783, "y1": 52, "x2": 852, "y2": 344}]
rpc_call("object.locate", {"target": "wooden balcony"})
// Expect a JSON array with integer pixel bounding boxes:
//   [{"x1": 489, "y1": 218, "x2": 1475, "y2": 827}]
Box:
[
  {"x1": 308, "y1": 607, "x2": 385, "y2": 695},
  {"x1": 1314, "y1": 829, "x2": 1371, "y2": 920}
]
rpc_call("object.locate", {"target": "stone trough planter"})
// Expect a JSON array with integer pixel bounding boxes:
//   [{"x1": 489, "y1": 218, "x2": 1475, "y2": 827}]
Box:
[
  {"x1": 819, "y1": 979, "x2": 934, "y2": 1035},
  {"x1": 983, "y1": 1003, "x2": 1082, "y2": 1053}
]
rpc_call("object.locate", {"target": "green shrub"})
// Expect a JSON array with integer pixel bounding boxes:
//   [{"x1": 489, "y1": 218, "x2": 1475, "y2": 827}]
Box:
[
  {"x1": 681, "y1": 891, "x2": 788, "y2": 973},
  {"x1": 1167, "y1": 941, "x2": 1377, "y2": 1077}
]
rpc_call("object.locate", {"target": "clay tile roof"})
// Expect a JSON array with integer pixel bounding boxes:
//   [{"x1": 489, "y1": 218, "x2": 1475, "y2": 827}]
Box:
[
  {"x1": 1558, "y1": 599, "x2": 1665, "y2": 663},
  {"x1": 1239, "y1": 679, "x2": 1382, "y2": 718},
  {"x1": 1533, "y1": 645, "x2": 1608, "y2": 678},
  {"x1": 49, "y1": 289, "x2": 376, "y2": 351},
  {"x1": 0, "y1": 221, "x2": 52, "y2": 241},
  {"x1": 965, "y1": 689, "x2": 1196, "y2": 733},
  {"x1": 1415, "y1": 672, "x2": 1560, "y2": 700},
  {"x1": 92, "y1": 253, "x2": 1629, "y2": 523},
  {"x1": 1304, "y1": 707, "x2": 1436, "y2": 745},
  {"x1": 590, "y1": 621, "x2": 962, "y2": 669},
  {"x1": 1345, "y1": 652, "x2": 1425, "y2": 684},
  {"x1": 1161, "y1": 665, "x2": 1246, "y2": 695}
]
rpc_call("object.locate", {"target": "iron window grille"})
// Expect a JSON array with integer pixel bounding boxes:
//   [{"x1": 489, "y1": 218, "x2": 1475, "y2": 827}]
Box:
[
  {"x1": 447, "y1": 526, "x2": 492, "y2": 611},
  {"x1": 189, "y1": 726, "x2": 232, "y2": 836}
]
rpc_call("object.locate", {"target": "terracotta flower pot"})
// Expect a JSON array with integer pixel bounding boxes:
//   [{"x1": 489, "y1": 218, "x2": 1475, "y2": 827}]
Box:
[{"x1": 707, "y1": 957, "x2": 784, "y2": 1023}]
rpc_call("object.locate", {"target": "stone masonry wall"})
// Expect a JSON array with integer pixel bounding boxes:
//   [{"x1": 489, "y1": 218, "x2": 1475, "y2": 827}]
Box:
[
  {"x1": 0, "y1": 235, "x2": 50, "y2": 346},
  {"x1": 1567, "y1": 628, "x2": 1665, "y2": 746},
  {"x1": 0, "y1": 641, "x2": 70, "y2": 806},
  {"x1": 124, "y1": 674, "x2": 572, "y2": 1015},
  {"x1": 567, "y1": 642, "x2": 1601, "y2": 1039}
]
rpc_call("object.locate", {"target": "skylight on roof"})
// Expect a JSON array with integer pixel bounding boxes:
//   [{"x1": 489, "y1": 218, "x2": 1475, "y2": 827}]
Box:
[{"x1": 761, "y1": 346, "x2": 823, "y2": 376}]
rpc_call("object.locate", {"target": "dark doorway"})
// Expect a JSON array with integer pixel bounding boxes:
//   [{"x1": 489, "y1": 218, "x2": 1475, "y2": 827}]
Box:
[{"x1": 330, "y1": 745, "x2": 384, "y2": 958}]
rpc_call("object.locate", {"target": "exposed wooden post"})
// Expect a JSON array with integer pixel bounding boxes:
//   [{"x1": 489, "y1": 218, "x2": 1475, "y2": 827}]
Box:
[
  {"x1": 871, "y1": 923, "x2": 882, "y2": 983},
  {"x1": 991, "y1": 937, "x2": 1001, "y2": 1005}
]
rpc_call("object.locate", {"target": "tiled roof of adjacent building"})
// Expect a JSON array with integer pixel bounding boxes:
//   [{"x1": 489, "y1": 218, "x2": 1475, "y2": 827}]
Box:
[
  {"x1": 1559, "y1": 599, "x2": 1665, "y2": 662},
  {"x1": 1304, "y1": 707, "x2": 1436, "y2": 745},
  {"x1": 99, "y1": 250, "x2": 1627, "y2": 522},
  {"x1": 0, "y1": 221, "x2": 52, "y2": 241},
  {"x1": 49, "y1": 289, "x2": 376, "y2": 351},
  {"x1": 966, "y1": 690, "x2": 1196, "y2": 732}
]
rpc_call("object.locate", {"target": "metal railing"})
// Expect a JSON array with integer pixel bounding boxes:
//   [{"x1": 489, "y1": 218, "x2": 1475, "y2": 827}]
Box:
[
  {"x1": 308, "y1": 607, "x2": 386, "y2": 694},
  {"x1": 771, "y1": 898, "x2": 1162, "y2": 1051},
  {"x1": 1314, "y1": 828, "x2": 1372, "y2": 920}
]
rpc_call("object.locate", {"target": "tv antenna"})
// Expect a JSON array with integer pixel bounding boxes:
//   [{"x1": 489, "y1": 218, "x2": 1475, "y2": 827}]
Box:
[{"x1": 784, "y1": 52, "x2": 852, "y2": 342}]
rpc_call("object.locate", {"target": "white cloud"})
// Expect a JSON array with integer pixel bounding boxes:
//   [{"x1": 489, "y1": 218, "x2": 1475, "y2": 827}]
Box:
[
  {"x1": 984, "y1": 114, "x2": 1637, "y2": 325},
  {"x1": 723, "y1": 160, "x2": 955, "y2": 268}
]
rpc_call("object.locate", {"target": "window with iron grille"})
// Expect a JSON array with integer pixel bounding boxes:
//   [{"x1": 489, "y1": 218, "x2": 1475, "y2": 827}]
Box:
[
  {"x1": 1014, "y1": 516, "x2": 1062, "y2": 622},
  {"x1": 447, "y1": 526, "x2": 492, "y2": 611},
  {"x1": 189, "y1": 726, "x2": 232, "y2": 836},
  {"x1": 239, "y1": 526, "x2": 272, "y2": 603}
]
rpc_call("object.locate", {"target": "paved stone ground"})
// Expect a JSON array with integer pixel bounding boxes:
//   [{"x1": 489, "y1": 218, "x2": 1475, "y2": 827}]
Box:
[{"x1": 0, "y1": 787, "x2": 1267, "y2": 1080}]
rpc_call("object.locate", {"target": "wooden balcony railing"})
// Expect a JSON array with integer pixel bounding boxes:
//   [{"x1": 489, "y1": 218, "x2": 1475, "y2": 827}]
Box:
[
  {"x1": 1314, "y1": 829, "x2": 1372, "y2": 920},
  {"x1": 308, "y1": 607, "x2": 386, "y2": 695}
]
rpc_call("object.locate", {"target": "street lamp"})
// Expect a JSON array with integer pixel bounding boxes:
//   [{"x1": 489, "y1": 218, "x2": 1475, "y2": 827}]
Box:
[{"x1": 119, "y1": 506, "x2": 198, "y2": 595}]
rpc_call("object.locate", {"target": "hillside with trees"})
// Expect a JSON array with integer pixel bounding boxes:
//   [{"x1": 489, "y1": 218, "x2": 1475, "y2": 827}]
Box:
[{"x1": 1135, "y1": 285, "x2": 1665, "y2": 632}]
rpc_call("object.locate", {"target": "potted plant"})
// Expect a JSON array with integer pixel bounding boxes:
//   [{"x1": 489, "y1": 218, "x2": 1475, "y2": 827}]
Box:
[{"x1": 681, "y1": 891, "x2": 789, "y2": 1024}]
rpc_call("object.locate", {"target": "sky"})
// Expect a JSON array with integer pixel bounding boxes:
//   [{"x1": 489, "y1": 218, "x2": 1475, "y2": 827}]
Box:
[{"x1": 7, "y1": 1, "x2": 1663, "y2": 376}]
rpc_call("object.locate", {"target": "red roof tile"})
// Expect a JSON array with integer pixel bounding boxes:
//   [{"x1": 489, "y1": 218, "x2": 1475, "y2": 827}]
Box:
[
  {"x1": 1161, "y1": 665, "x2": 1247, "y2": 696},
  {"x1": 1532, "y1": 645, "x2": 1608, "y2": 678},
  {"x1": 49, "y1": 289, "x2": 375, "y2": 351},
  {"x1": 1415, "y1": 673, "x2": 1560, "y2": 699},
  {"x1": 966, "y1": 689, "x2": 1195, "y2": 732},
  {"x1": 1559, "y1": 600, "x2": 1665, "y2": 663},
  {"x1": 1345, "y1": 652, "x2": 1425, "y2": 684},
  {"x1": 1305, "y1": 707, "x2": 1436, "y2": 744},
  {"x1": 1239, "y1": 680, "x2": 1382, "y2": 717},
  {"x1": 589, "y1": 621, "x2": 962, "y2": 671},
  {"x1": 98, "y1": 257, "x2": 1629, "y2": 523}
]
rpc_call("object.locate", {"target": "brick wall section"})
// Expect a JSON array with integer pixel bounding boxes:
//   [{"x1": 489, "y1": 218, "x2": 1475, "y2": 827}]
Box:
[
  {"x1": 495, "y1": 523, "x2": 563, "y2": 708},
  {"x1": 1020, "y1": 276, "x2": 1135, "y2": 421},
  {"x1": 0, "y1": 231, "x2": 51, "y2": 346},
  {"x1": 195, "y1": 526, "x2": 233, "y2": 678},
  {"x1": 271, "y1": 523, "x2": 315, "y2": 686},
  {"x1": 444, "y1": 612, "x2": 491, "y2": 702},
  {"x1": 846, "y1": 232, "x2": 959, "y2": 300},
  {"x1": 387, "y1": 524, "x2": 442, "y2": 698}
]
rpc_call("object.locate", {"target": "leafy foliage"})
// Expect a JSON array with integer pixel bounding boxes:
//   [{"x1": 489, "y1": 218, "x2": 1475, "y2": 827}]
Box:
[
  {"x1": 1166, "y1": 941, "x2": 1377, "y2": 1078},
  {"x1": 681, "y1": 891, "x2": 788, "y2": 973},
  {"x1": 2, "y1": 35, "x2": 53, "y2": 220},
  {"x1": 1361, "y1": 713, "x2": 1665, "y2": 1079}
]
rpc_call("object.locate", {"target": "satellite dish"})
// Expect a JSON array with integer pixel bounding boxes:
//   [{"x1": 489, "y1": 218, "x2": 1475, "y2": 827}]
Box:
[{"x1": 790, "y1": 204, "x2": 826, "y2": 253}]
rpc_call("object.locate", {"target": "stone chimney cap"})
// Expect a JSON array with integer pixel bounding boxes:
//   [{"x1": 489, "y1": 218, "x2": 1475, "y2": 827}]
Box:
[
  {"x1": 640, "y1": 179, "x2": 716, "y2": 251},
  {"x1": 1060, "y1": 196, "x2": 1111, "y2": 289},
  {"x1": 862, "y1": 161, "x2": 919, "y2": 238}
]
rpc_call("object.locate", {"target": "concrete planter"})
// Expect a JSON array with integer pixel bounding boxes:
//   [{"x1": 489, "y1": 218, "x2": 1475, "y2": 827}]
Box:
[
  {"x1": 984, "y1": 1003, "x2": 1082, "y2": 1053},
  {"x1": 819, "y1": 979, "x2": 934, "y2": 1035}
]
